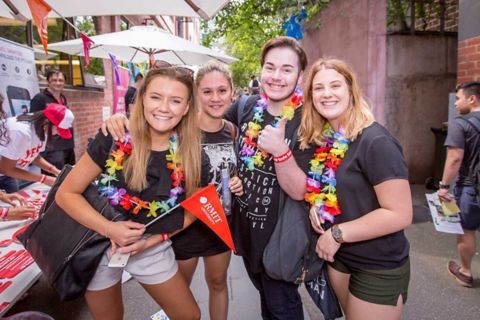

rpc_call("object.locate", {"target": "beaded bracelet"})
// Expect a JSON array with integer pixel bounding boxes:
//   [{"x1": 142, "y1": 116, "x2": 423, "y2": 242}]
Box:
[
  {"x1": 0, "y1": 207, "x2": 9, "y2": 220},
  {"x1": 273, "y1": 149, "x2": 293, "y2": 163}
]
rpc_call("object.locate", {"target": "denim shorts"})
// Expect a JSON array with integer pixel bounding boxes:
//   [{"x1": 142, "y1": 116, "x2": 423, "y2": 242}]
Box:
[
  {"x1": 87, "y1": 240, "x2": 178, "y2": 291},
  {"x1": 454, "y1": 186, "x2": 480, "y2": 230}
]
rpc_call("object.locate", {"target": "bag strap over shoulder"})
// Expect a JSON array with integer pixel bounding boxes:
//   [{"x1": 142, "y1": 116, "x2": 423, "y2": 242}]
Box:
[
  {"x1": 459, "y1": 115, "x2": 480, "y2": 134},
  {"x1": 237, "y1": 95, "x2": 258, "y2": 126},
  {"x1": 223, "y1": 119, "x2": 238, "y2": 142}
]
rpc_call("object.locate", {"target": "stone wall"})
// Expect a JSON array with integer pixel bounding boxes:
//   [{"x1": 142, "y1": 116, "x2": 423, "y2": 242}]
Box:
[
  {"x1": 301, "y1": 0, "x2": 387, "y2": 122},
  {"x1": 385, "y1": 34, "x2": 457, "y2": 183}
]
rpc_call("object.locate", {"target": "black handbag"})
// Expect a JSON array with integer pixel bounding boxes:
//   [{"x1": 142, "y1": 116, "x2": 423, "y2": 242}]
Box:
[
  {"x1": 262, "y1": 191, "x2": 324, "y2": 284},
  {"x1": 305, "y1": 264, "x2": 343, "y2": 319},
  {"x1": 17, "y1": 165, "x2": 125, "y2": 301}
]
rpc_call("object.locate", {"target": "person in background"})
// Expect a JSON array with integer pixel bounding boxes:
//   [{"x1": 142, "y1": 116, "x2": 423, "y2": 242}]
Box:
[
  {"x1": 57, "y1": 67, "x2": 202, "y2": 320},
  {"x1": 0, "y1": 93, "x2": 37, "y2": 220},
  {"x1": 248, "y1": 75, "x2": 260, "y2": 95},
  {"x1": 438, "y1": 81, "x2": 480, "y2": 288},
  {"x1": 124, "y1": 73, "x2": 144, "y2": 118},
  {"x1": 0, "y1": 103, "x2": 72, "y2": 191},
  {"x1": 0, "y1": 190, "x2": 36, "y2": 221},
  {"x1": 298, "y1": 58, "x2": 412, "y2": 319},
  {"x1": 30, "y1": 69, "x2": 75, "y2": 170}
]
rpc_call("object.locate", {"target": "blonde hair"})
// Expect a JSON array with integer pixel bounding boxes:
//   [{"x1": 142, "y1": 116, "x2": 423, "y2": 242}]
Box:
[
  {"x1": 299, "y1": 58, "x2": 374, "y2": 149},
  {"x1": 123, "y1": 68, "x2": 202, "y2": 196}
]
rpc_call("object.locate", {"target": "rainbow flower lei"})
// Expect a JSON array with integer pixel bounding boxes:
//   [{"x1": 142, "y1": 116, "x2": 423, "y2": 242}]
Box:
[
  {"x1": 304, "y1": 123, "x2": 350, "y2": 223},
  {"x1": 240, "y1": 87, "x2": 303, "y2": 171},
  {"x1": 98, "y1": 133, "x2": 184, "y2": 219}
]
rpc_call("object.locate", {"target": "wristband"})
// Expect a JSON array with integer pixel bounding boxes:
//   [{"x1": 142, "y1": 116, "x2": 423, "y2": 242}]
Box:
[
  {"x1": 0, "y1": 207, "x2": 9, "y2": 220},
  {"x1": 39, "y1": 174, "x2": 47, "y2": 184},
  {"x1": 161, "y1": 233, "x2": 170, "y2": 241},
  {"x1": 273, "y1": 149, "x2": 292, "y2": 163}
]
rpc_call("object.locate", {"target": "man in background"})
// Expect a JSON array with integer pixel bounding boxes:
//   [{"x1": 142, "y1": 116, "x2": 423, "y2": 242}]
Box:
[
  {"x1": 124, "y1": 73, "x2": 143, "y2": 118},
  {"x1": 438, "y1": 81, "x2": 480, "y2": 288},
  {"x1": 248, "y1": 75, "x2": 260, "y2": 95},
  {"x1": 30, "y1": 69, "x2": 75, "y2": 170}
]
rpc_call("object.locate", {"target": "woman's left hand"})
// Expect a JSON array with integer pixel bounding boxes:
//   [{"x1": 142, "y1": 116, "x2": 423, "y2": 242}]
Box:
[
  {"x1": 315, "y1": 228, "x2": 341, "y2": 262},
  {"x1": 229, "y1": 176, "x2": 244, "y2": 196}
]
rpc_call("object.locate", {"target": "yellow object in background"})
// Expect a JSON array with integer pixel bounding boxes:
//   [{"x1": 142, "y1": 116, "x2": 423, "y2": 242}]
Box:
[{"x1": 441, "y1": 200, "x2": 461, "y2": 216}]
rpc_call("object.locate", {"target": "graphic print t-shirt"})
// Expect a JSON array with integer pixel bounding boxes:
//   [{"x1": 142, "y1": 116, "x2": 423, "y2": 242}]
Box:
[
  {"x1": 172, "y1": 123, "x2": 237, "y2": 256},
  {"x1": 0, "y1": 117, "x2": 46, "y2": 172},
  {"x1": 225, "y1": 97, "x2": 312, "y2": 273}
]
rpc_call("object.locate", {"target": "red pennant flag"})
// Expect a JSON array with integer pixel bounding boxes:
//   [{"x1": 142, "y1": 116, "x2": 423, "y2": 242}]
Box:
[
  {"x1": 180, "y1": 184, "x2": 235, "y2": 252},
  {"x1": 80, "y1": 32, "x2": 94, "y2": 68},
  {"x1": 27, "y1": 0, "x2": 51, "y2": 55}
]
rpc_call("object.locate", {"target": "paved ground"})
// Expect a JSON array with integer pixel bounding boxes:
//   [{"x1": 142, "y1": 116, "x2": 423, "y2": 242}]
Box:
[{"x1": 5, "y1": 184, "x2": 480, "y2": 319}]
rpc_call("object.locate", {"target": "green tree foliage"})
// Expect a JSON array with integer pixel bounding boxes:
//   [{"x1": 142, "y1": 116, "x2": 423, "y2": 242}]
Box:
[
  {"x1": 203, "y1": 0, "x2": 329, "y2": 88},
  {"x1": 76, "y1": 17, "x2": 104, "y2": 76}
]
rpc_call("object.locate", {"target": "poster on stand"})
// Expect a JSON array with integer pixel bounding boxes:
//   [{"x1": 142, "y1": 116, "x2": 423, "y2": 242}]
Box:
[
  {"x1": 0, "y1": 37, "x2": 39, "y2": 117},
  {"x1": 112, "y1": 66, "x2": 129, "y2": 115}
]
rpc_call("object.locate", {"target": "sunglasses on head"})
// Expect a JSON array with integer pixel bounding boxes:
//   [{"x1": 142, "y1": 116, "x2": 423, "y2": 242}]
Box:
[{"x1": 151, "y1": 60, "x2": 194, "y2": 78}]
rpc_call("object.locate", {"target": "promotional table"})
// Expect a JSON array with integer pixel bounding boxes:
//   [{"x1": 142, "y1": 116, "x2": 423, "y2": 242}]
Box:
[{"x1": 0, "y1": 183, "x2": 49, "y2": 316}]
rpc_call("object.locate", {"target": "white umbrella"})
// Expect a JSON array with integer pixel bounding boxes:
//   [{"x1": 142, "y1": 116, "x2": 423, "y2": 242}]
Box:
[
  {"x1": 0, "y1": 0, "x2": 230, "y2": 20},
  {"x1": 33, "y1": 47, "x2": 57, "y2": 59},
  {"x1": 48, "y1": 25, "x2": 237, "y2": 65}
]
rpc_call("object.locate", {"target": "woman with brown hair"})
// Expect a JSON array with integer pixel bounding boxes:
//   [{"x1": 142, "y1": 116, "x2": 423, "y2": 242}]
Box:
[{"x1": 56, "y1": 67, "x2": 202, "y2": 320}]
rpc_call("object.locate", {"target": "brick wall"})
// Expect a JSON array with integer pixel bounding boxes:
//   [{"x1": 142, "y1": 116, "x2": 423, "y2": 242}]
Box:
[
  {"x1": 457, "y1": 35, "x2": 480, "y2": 83},
  {"x1": 414, "y1": 0, "x2": 458, "y2": 32},
  {"x1": 63, "y1": 89, "x2": 111, "y2": 161}
]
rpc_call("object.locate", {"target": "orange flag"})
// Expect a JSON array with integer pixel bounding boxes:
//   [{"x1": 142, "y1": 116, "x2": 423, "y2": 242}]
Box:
[
  {"x1": 27, "y1": 0, "x2": 51, "y2": 54},
  {"x1": 180, "y1": 184, "x2": 236, "y2": 252}
]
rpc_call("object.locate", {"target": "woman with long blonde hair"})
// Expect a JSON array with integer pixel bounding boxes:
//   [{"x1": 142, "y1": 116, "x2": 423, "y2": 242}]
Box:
[
  {"x1": 56, "y1": 67, "x2": 202, "y2": 320},
  {"x1": 274, "y1": 58, "x2": 413, "y2": 319},
  {"x1": 305, "y1": 58, "x2": 412, "y2": 320}
]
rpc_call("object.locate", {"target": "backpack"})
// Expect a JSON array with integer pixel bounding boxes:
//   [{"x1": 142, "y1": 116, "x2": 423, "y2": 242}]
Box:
[{"x1": 460, "y1": 115, "x2": 480, "y2": 200}]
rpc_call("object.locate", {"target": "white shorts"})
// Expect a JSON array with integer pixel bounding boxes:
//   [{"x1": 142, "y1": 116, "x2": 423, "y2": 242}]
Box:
[{"x1": 87, "y1": 240, "x2": 178, "y2": 291}]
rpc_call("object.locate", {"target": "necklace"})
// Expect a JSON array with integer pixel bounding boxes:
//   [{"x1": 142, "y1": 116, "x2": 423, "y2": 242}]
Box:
[
  {"x1": 240, "y1": 87, "x2": 303, "y2": 171},
  {"x1": 99, "y1": 133, "x2": 184, "y2": 219},
  {"x1": 304, "y1": 123, "x2": 350, "y2": 223}
]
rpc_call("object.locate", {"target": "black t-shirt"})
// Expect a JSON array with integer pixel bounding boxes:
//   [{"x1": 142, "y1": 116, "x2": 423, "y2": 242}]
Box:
[
  {"x1": 334, "y1": 122, "x2": 410, "y2": 269},
  {"x1": 225, "y1": 96, "x2": 313, "y2": 273},
  {"x1": 124, "y1": 86, "x2": 136, "y2": 116},
  {"x1": 30, "y1": 89, "x2": 74, "y2": 151},
  {"x1": 172, "y1": 122, "x2": 237, "y2": 257},
  {"x1": 444, "y1": 112, "x2": 480, "y2": 186},
  {"x1": 87, "y1": 130, "x2": 184, "y2": 234}
]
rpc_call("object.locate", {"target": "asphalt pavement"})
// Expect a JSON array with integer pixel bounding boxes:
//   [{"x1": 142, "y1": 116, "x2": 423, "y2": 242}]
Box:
[{"x1": 4, "y1": 184, "x2": 480, "y2": 320}]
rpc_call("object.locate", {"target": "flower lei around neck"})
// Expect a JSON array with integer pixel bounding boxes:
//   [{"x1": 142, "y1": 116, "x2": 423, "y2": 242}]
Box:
[
  {"x1": 98, "y1": 133, "x2": 184, "y2": 219},
  {"x1": 240, "y1": 87, "x2": 303, "y2": 171},
  {"x1": 304, "y1": 123, "x2": 350, "y2": 224}
]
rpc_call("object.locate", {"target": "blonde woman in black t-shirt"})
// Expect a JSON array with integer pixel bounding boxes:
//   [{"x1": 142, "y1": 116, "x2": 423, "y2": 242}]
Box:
[
  {"x1": 284, "y1": 58, "x2": 413, "y2": 320},
  {"x1": 57, "y1": 68, "x2": 202, "y2": 320}
]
